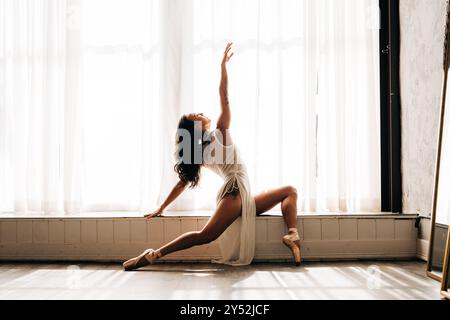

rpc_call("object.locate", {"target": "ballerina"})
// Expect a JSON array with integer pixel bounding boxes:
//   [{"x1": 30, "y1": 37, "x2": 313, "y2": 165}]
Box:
[{"x1": 123, "y1": 43, "x2": 301, "y2": 271}]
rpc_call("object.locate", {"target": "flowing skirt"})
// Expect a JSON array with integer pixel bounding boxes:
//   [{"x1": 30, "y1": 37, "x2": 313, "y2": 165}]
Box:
[{"x1": 212, "y1": 174, "x2": 256, "y2": 266}]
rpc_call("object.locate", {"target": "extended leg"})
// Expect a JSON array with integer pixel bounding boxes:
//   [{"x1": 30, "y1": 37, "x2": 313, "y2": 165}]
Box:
[
  {"x1": 123, "y1": 194, "x2": 242, "y2": 270},
  {"x1": 158, "y1": 194, "x2": 242, "y2": 256}
]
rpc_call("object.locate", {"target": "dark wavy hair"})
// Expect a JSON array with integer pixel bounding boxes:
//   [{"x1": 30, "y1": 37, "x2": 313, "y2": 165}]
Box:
[{"x1": 174, "y1": 116, "x2": 210, "y2": 188}]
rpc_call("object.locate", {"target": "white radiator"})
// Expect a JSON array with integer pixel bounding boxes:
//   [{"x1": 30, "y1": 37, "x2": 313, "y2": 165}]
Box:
[{"x1": 0, "y1": 214, "x2": 418, "y2": 262}]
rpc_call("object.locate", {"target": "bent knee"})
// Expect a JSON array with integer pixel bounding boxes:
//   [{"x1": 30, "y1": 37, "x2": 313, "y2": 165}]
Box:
[{"x1": 284, "y1": 186, "x2": 298, "y2": 198}]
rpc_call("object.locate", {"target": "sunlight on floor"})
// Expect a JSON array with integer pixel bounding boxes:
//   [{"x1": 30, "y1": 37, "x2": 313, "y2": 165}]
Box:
[{"x1": 0, "y1": 261, "x2": 441, "y2": 300}]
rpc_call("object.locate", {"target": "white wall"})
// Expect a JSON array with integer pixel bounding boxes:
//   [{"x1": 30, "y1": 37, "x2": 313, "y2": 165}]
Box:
[{"x1": 400, "y1": 0, "x2": 447, "y2": 216}]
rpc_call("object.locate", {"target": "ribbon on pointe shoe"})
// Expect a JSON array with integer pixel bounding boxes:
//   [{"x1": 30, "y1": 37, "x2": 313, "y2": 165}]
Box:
[
  {"x1": 283, "y1": 228, "x2": 300, "y2": 242},
  {"x1": 144, "y1": 249, "x2": 162, "y2": 264}
]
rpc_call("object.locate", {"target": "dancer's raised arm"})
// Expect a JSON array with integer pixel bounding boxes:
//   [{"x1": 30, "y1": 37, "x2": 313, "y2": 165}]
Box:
[{"x1": 217, "y1": 42, "x2": 234, "y2": 132}]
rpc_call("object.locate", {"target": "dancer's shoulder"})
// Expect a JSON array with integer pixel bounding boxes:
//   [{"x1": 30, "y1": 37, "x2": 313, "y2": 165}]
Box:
[{"x1": 211, "y1": 128, "x2": 234, "y2": 148}]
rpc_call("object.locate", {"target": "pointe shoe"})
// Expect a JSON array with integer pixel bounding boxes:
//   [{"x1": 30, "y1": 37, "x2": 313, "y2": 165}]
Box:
[
  {"x1": 123, "y1": 249, "x2": 161, "y2": 271},
  {"x1": 282, "y1": 232, "x2": 302, "y2": 266}
]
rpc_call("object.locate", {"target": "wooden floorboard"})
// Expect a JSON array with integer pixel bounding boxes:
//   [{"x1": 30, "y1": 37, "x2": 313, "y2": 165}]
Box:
[{"x1": 0, "y1": 260, "x2": 441, "y2": 300}]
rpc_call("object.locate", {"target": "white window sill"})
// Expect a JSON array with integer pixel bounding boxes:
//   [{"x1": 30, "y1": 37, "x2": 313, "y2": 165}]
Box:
[{"x1": 0, "y1": 211, "x2": 417, "y2": 220}]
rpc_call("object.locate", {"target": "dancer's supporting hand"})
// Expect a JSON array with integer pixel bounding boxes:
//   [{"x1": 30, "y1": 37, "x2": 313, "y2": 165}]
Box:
[
  {"x1": 145, "y1": 207, "x2": 164, "y2": 219},
  {"x1": 144, "y1": 180, "x2": 188, "y2": 219}
]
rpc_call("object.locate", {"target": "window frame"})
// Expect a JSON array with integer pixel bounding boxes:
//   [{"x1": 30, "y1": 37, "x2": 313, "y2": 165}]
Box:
[{"x1": 379, "y1": 0, "x2": 402, "y2": 213}]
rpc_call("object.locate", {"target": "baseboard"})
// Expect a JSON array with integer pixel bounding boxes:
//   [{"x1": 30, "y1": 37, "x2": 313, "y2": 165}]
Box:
[{"x1": 0, "y1": 215, "x2": 418, "y2": 262}]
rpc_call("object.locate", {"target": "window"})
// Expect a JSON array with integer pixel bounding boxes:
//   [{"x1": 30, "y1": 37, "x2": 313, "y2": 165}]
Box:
[{"x1": 0, "y1": 0, "x2": 385, "y2": 214}]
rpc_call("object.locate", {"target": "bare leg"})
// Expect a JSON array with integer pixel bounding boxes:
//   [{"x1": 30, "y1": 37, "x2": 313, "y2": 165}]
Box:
[
  {"x1": 254, "y1": 186, "x2": 298, "y2": 229},
  {"x1": 254, "y1": 186, "x2": 301, "y2": 265},
  {"x1": 123, "y1": 194, "x2": 242, "y2": 270},
  {"x1": 158, "y1": 194, "x2": 242, "y2": 256}
]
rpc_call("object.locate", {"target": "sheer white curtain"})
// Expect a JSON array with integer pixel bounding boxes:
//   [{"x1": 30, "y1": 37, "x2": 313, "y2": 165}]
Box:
[
  {"x1": 0, "y1": 0, "x2": 381, "y2": 214},
  {"x1": 0, "y1": 0, "x2": 68, "y2": 213},
  {"x1": 188, "y1": 0, "x2": 381, "y2": 212}
]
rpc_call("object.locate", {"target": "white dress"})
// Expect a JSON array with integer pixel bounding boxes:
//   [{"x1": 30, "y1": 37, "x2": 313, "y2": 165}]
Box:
[{"x1": 204, "y1": 129, "x2": 256, "y2": 266}]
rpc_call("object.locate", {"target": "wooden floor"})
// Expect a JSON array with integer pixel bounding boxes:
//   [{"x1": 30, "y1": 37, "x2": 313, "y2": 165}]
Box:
[{"x1": 0, "y1": 260, "x2": 441, "y2": 300}]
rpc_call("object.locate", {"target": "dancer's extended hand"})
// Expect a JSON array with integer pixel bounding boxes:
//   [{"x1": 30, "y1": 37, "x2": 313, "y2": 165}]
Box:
[
  {"x1": 145, "y1": 207, "x2": 164, "y2": 219},
  {"x1": 222, "y1": 42, "x2": 234, "y2": 66}
]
